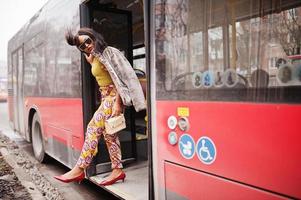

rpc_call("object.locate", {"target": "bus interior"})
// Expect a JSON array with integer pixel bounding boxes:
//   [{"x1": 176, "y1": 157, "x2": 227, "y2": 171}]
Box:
[{"x1": 80, "y1": 1, "x2": 148, "y2": 199}]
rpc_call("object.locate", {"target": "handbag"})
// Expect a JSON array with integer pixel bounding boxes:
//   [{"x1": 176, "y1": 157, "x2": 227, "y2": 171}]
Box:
[{"x1": 105, "y1": 114, "x2": 126, "y2": 135}]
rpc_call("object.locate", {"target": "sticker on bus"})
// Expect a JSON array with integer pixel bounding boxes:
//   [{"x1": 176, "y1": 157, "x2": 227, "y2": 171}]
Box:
[
  {"x1": 202, "y1": 70, "x2": 215, "y2": 88},
  {"x1": 196, "y1": 136, "x2": 217, "y2": 165},
  {"x1": 177, "y1": 107, "x2": 189, "y2": 117},
  {"x1": 192, "y1": 72, "x2": 202, "y2": 88},
  {"x1": 223, "y1": 69, "x2": 239, "y2": 87},
  {"x1": 167, "y1": 115, "x2": 177, "y2": 130},
  {"x1": 179, "y1": 134, "x2": 195, "y2": 159}
]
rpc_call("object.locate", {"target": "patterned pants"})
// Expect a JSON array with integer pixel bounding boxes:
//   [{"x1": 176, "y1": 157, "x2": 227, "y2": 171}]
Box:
[{"x1": 76, "y1": 85, "x2": 123, "y2": 169}]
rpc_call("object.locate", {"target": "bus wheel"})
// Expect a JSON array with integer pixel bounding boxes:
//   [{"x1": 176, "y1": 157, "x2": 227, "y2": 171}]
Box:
[{"x1": 32, "y1": 113, "x2": 48, "y2": 163}]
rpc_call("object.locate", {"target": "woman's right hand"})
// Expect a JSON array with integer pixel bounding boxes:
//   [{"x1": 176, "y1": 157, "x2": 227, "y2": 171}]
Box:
[{"x1": 84, "y1": 53, "x2": 94, "y2": 64}]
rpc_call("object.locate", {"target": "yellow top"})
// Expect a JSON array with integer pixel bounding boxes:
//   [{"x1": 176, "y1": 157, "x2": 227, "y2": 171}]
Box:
[{"x1": 91, "y1": 57, "x2": 113, "y2": 87}]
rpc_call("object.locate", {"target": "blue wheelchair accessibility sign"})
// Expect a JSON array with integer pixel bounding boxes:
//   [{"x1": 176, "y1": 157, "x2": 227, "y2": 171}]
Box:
[
  {"x1": 196, "y1": 136, "x2": 216, "y2": 165},
  {"x1": 179, "y1": 134, "x2": 195, "y2": 159}
]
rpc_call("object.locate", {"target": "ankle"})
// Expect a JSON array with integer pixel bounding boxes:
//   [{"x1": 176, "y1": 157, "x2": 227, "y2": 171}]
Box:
[
  {"x1": 112, "y1": 168, "x2": 122, "y2": 174},
  {"x1": 70, "y1": 167, "x2": 84, "y2": 175},
  {"x1": 76, "y1": 165, "x2": 84, "y2": 171}
]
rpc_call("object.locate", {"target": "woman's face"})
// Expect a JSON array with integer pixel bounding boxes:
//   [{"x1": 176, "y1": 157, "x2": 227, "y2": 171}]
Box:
[{"x1": 78, "y1": 35, "x2": 95, "y2": 54}]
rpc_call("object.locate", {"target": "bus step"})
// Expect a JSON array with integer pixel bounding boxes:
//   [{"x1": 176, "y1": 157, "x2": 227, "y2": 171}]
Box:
[{"x1": 89, "y1": 161, "x2": 148, "y2": 200}]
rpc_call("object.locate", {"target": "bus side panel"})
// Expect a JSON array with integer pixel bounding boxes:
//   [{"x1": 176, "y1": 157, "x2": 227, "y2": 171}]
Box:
[
  {"x1": 164, "y1": 162, "x2": 287, "y2": 200},
  {"x1": 26, "y1": 97, "x2": 84, "y2": 167},
  {"x1": 156, "y1": 101, "x2": 301, "y2": 199}
]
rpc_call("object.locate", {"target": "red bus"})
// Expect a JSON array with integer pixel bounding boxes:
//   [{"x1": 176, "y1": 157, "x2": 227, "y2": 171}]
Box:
[
  {"x1": 8, "y1": 0, "x2": 148, "y2": 199},
  {"x1": 153, "y1": 0, "x2": 301, "y2": 199},
  {"x1": 7, "y1": 0, "x2": 301, "y2": 199}
]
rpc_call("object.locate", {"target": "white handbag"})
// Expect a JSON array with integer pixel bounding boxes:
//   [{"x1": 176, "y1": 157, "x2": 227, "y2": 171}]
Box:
[{"x1": 105, "y1": 114, "x2": 126, "y2": 135}]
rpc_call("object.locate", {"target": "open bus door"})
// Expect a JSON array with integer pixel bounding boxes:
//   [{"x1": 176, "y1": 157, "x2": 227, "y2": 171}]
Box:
[{"x1": 80, "y1": 1, "x2": 149, "y2": 199}]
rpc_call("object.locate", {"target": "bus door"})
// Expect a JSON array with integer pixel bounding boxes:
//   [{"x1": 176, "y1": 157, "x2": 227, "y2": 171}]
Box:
[
  {"x1": 11, "y1": 47, "x2": 26, "y2": 136},
  {"x1": 80, "y1": 2, "x2": 137, "y2": 175},
  {"x1": 17, "y1": 47, "x2": 25, "y2": 136},
  {"x1": 12, "y1": 51, "x2": 19, "y2": 131}
]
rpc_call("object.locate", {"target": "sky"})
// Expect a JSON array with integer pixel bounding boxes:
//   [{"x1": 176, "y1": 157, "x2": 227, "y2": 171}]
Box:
[{"x1": 0, "y1": 0, "x2": 48, "y2": 63}]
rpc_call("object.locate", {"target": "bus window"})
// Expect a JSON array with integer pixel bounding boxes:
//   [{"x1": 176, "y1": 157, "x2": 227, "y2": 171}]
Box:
[
  {"x1": 24, "y1": 44, "x2": 45, "y2": 96},
  {"x1": 208, "y1": 27, "x2": 223, "y2": 71},
  {"x1": 155, "y1": 0, "x2": 301, "y2": 103}
]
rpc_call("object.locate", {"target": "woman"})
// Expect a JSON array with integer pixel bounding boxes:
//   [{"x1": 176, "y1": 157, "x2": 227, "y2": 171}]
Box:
[{"x1": 54, "y1": 28, "x2": 146, "y2": 186}]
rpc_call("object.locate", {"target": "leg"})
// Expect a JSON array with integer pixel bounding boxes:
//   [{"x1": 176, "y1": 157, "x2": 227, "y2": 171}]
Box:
[
  {"x1": 104, "y1": 133, "x2": 123, "y2": 169},
  {"x1": 101, "y1": 133, "x2": 125, "y2": 183},
  {"x1": 100, "y1": 91, "x2": 125, "y2": 183},
  {"x1": 76, "y1": 120, "x2": 104, "y2": 169},
  {"x1": 59, "y1": 103, "x2": 106, "y2": 179}
]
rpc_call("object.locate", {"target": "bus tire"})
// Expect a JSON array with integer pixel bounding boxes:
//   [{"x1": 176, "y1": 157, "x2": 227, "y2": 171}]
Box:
[{"x1": 31, "y1": 113, "x2": 48, "y2": 163}]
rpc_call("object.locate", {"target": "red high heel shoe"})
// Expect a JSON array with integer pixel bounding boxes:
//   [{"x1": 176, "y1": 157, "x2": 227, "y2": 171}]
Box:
[
  {"x1": 54, "y1": 172, "x2": 85, "y2": 184},
  {"x1": 99, "y1": 172, "x2": 126, "y2": 186}
]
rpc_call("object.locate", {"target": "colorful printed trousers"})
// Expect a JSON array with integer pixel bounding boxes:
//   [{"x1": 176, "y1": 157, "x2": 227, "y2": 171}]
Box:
[{"x1": 76, "y1": 85, "x2": 123, "y2": 169}]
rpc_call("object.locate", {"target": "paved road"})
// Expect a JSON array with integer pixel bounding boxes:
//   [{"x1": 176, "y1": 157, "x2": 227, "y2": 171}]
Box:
[{"x1": 0, "y1": 102, "x2": 119, "y2": 200}]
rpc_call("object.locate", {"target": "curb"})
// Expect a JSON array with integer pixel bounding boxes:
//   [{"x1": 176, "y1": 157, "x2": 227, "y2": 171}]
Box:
[
  {"x1": 0, "y1": 133, "x2": 64, "y2": 200},
  {"x1": 0, "y1": 147, "x2": 46, "y2": 200}
]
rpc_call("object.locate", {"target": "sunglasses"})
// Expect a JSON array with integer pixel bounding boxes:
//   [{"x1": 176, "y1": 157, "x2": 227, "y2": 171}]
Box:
[{"x1": 78, "y1": 37, "x2": 93, "y2": 51}]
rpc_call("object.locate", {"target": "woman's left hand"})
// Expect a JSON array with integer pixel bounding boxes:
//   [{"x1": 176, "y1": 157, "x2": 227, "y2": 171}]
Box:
[{"x1": 112, "y1": 101, "x2": 123, "y2": 117}]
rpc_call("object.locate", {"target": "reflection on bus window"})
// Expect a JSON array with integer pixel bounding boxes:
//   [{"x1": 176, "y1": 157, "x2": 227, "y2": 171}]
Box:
[
  {"x1": 155, "y1": 0, "x2": 301, "y2": 102},
  {"x1": 208, "y1": 27, "x2": 223, "y2": 71}
]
